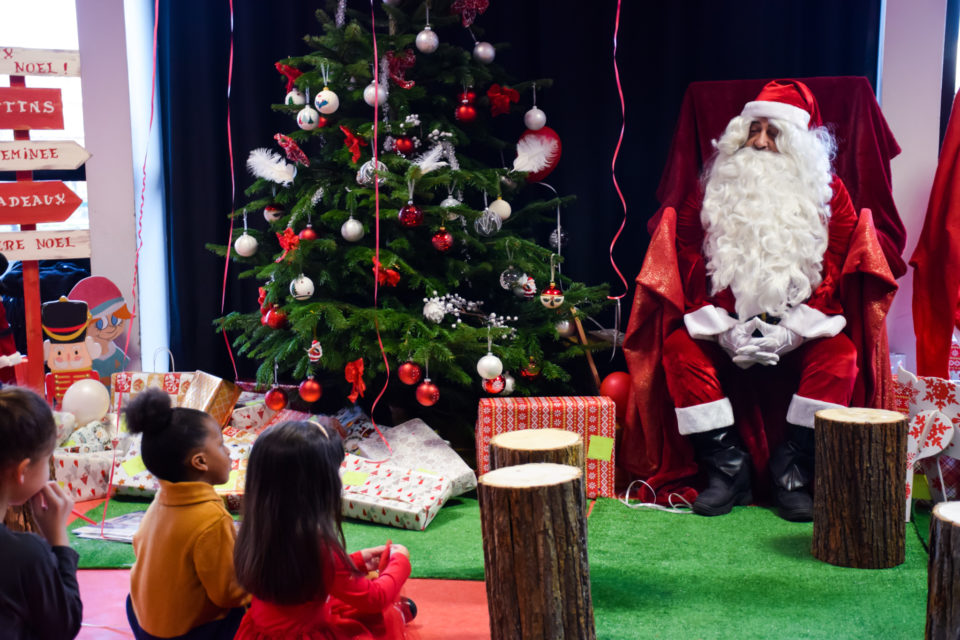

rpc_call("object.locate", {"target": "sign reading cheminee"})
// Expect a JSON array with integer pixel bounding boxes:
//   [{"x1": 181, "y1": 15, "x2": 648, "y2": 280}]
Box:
[
  {"x1": 0, "y1": 229, "x2": 90, "y2": 261},
  {"x1": 0, "y1": 140, "x2": 90, "y2": 172},
  {"x1": 0, "y1": 47, "x2": 80, "y2": 77}
]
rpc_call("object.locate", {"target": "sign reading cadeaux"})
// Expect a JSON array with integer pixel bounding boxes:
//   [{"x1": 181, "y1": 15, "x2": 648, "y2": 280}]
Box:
[
  {"x1": 0, "y1": 181, "x2": 82, "y2": 224},
  {"x1": 0, "y1": 87, "x2": 64, "y2": 130},
  {"x1": 0, "y1": 140, "x2": 90, "y2": 172},
  {"x1": 0, "y1": 229, "x2": 90, "y2": 260},
  {"x1": 0, "y1": 47, "x2": 81, "y2": 77}
]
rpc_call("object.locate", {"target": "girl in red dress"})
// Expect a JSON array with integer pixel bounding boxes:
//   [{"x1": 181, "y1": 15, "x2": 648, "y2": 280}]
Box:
[{"x1": 233, "y1": 420, "x2": 416, "y2": 640}]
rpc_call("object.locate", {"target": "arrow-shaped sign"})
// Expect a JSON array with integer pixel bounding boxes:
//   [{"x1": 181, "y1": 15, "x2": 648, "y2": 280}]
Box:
[
  {"x1": 0, "y1": 140, "x2": 90, "y2": 172},
  {"x1": 0, "y1": 87, "x2": 64, "y2": 130},
  {"x1": 0, "y1": 47, "x2": 80, "y2": 77},
  {"x1": 0, "y1": 229, "x2": 90, "y2": 261},
  {"x1": 0, "y1": 181, "x2": 82, "y2": 224}
]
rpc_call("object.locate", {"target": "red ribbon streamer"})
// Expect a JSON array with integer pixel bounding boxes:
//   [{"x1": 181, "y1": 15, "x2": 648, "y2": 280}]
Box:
[
  {"x1": 385, "y1": 49, "x2": 417, "y2": 89},
  {"x1": 275, "y1": 227, "x2": 300, "y2": 262},
  {"x1": 607, "y1": 0, "x2": 629, "y2": 301},
  {"x1": 274, "y1": 133, "x2": 309, "y2": 166},
  {"x1": 340, "y1": 125, "x2": 368, "y2": 164},
  {"x1": 451, "y1": 0, "x2": 489, "y2": 27},
  {"x1": 486, "y1": 84, "x2": 519, "y2": 117},
  {"x1": 345, "y1": 358, "x2": 367, "y2": 403},
  {"x1": 275, "y1": 62, "x2": 302, "y2": 93}
]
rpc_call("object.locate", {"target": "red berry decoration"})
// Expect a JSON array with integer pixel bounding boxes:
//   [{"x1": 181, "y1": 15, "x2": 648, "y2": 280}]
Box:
[
  {"x1": 455, "y1": 102, "x2": 477, "y2": 123},
  {"x1": 265, "y1": 387, "x2": 288, "y2": 411},
  {"x1": 482, "y1": 375, "x2": 505, "y2": 394},
  {"x1": 265, "y1": 307, "x2": 288, "y2": 329},
  {"x1": 398, "y1": 202, "x2": 423, "y2": 228},
  {"x1": 298, "y1": 376, "x2": 323, "y2": 403},
  {"x1": 298, "y1": 225, "x2": 318, "y2": 241},
  {"x1": 431, "y1": 228, "x2": 454, "y2": 252},
  {"x1": 416, "y1": 379, "x2": 440, "y2": 406},
  {"x1": 398, "y1": 361, "x2": 423, "y2": 385},
  {"x1": 394, "y1": 135, "x2": 416, "y2": 155},
  {"x1": 457, "y1": 89, "x2": 477, "y2": 104}
]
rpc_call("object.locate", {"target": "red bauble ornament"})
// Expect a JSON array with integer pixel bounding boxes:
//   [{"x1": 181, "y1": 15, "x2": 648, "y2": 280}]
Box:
[
  {"x1": 600, "y1": 371, "x2": 632, "y2": 423},
  {"x1": 398, "y1": 202, "x2": 424, "y2": 228},
  {"x1": 265, "y1": 307, "x2": 288, "y2": 329},
  {"x1": 298, "y1": 225, "x2": 318, "y2": 241},
  {"x1": 298, "y1": 377, "x2": 323, "y2": 403},
  {"x1": 521, "y1": 358, "x2": 541, "y2": 379},
  {"x1": 516, "y1": 125, "x2": 562, "y2": 182},
  {"x1": 265, "y1": 387, "x2": 288, "y2": 411},
  {"x1": 431, "y1": 228, "x2": 454, "y2": 252},
  {"x1": 482, "y1": 375, "x2": 505, "y2": 394},
  {"x1": 455, "y1": 102, "x2": 477, "y2": 123},
  {"x1": 416, "y1": 379, "x2": 440, "y2": 406},
  {"x1": 394, "y1": 135, "x2": 416, "y2": 155},
  {"x1": 398, "y1": 361, "x2": 423, "y2": 385},
  {"x1": 457, "y1": 89, "x2": 477, "y2": 104},
  {"x1": 316, "y1": 115, "x2": 329, "y2": 128}
]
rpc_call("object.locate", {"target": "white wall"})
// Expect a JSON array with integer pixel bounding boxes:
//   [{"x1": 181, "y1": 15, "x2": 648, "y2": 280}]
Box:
[{"x1": 880, "y1": 0, "x2": 949, "y2": 370}]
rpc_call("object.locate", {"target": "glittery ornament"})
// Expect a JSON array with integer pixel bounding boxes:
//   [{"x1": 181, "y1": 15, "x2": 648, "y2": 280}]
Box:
[
  {"x1": 356, "y1": 159, "x2": 388, "y2": 186},
  {"x1": 398, "y1": 202, "x2": 424, "y2": 228},
  {"x1": 423, "y1": 299, "x2": 445, "y2": 323},
  {"x1": 234, "y1": 233, "x2": 258, "y2": 257},
  {"x1": 549, "y1": 228, "x2": 569, "y2": 249},
  {"x1": 431, "y1": 228, "x2": 454, "y2": 252},
  {"x1": 298, "y1": 377, "x2": 323, "y2": 403},
  {"x1": 265, "y1": 387, "x2": 288, "y2": 411},
  {"x1": 398, "y1": 361, "x2": 423, "y2": 385},
  {"x1": 416, "y1": 379, "x2": 440, "y2": 406},
  {"x1": 482, "y1": 375, "x2": 505, "y2": 394}
]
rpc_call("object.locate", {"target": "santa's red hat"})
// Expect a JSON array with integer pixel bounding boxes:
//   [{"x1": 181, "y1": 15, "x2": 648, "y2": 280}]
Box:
[{"x1": 741, "y1": 79, "x2": 822, "y2": 130}]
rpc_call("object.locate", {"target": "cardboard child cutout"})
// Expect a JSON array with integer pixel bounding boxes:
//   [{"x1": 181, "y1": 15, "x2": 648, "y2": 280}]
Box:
[{"x1": 67, "y1": 276, "x2": 131, "y2": 378}]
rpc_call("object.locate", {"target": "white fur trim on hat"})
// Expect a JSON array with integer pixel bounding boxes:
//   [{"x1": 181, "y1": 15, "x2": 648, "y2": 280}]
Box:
[
  {"x1": 675, "y1": 398, "x2": 735, "y2": 435},
  {"x1": 786, "y1": 394, "x2": 844, "y2": 428},
  {"x1": 741, "y1": 100, "x2": 810, "y2": 129}
]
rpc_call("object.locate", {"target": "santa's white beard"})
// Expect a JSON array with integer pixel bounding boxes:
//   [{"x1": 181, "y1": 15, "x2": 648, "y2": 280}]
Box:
[{"x1": 701, "y1": 147, "x2": 830, "y2": 319}]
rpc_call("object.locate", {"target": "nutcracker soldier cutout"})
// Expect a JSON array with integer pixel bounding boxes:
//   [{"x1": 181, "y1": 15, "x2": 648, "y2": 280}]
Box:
[{"x1": 42, "y1": 296, "x2": 101, "y2": 407}]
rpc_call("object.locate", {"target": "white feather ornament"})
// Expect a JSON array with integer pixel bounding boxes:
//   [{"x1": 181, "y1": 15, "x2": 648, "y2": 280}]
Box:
[
  {"x1": 513, "y1": 135, "x2": 560, "y2": 173},
  {"x1": 414, "y1": 144, "x2": 448, "y2": 174},
  {"x1": 247, "y1": 148, "x2": 296, "y2": 185}
]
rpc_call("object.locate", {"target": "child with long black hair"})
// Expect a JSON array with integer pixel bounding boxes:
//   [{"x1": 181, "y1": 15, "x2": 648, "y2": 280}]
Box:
[
  {"x1": 125, "y1": 388, "x2": 249, "y2": 640},
  {"x1": 234, "y1": 420, "x2": 415, "y2": 639},
  {"x1": 0, "y1": 387, "x2": 82, "y2": 640}
]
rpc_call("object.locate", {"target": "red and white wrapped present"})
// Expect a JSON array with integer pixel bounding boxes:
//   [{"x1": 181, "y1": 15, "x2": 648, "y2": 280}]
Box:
[
  {"x1": 229, "y1": 403, "x2": 278, "y2": 431},
  {"x1": 340, "y1": 453, "x2": 453, "y2": 531},
  {"x1": 476, "y1": 396, "x2": 617, "y2": 498},
  {"x1": 111, "y1": 371, "x2": 194, "y2": 411},
  {"x1": 356, "y1": 418, "x2": 477, "y2": 497},
  {"x1": 53, "y1": 450, "x2": 115, "y2": 500}
]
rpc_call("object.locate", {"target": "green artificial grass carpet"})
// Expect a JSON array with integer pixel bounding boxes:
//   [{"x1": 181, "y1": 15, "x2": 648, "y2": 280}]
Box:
[{"x1": 74, "y1": 497, "x2": 929, "y2": 639}]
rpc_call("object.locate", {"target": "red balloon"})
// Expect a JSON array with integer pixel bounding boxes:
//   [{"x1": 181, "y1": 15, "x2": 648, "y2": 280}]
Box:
[
  {"x1": 455, "y1": 103, "x2": 477, "y2": 123},
  {"x1": 398, "y1": 361, "x2": 422, "y2": 385},
  {"x1": 265, "y1": 387, "x2": 288, "y2": 411},
  {"x1": 431, "y1": 228, "x2": 454, "y2": 252},
  {"x1": 600, "y1": 371, "x2": 632, "y2": 423},
  {"x1": 416, "y1": 379, "x2": 439, "y2": 406},
  {"x1": 298, "y1": 225, "x2": 318, "y2": 241},
  {"x1": 298, "y1": 377, "x2": 322, "y2": 403}
]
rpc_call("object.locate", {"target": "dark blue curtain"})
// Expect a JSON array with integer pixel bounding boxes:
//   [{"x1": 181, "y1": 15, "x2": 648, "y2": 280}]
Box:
[{"x1": 158, "y1": 0, "x2": 882, "y2": 381}]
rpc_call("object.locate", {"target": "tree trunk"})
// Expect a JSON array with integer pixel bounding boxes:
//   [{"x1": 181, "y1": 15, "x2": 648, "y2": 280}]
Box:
[
  {"x1": 490, "y1": 428, "x2": 583, "y2": 471},
  {"x1": 479, "y1": 463, "x2": 595, "y2": 640},
  {"x1": 927, "y1": 501, "x2": 960, "y2": 639},
  {"x1": 812, "y1": 407, "x2": 907, "y2": 568}
]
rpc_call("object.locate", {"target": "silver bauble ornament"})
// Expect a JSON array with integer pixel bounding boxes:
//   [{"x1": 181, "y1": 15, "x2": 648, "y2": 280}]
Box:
[
  {"x1": 549, "y1": 228, "x2": 569, "y2": 249},
  {"x1": 488, "y1": 197, "x2": 511, "y2": 221},
  {"x1": 285, "y1": 89, "x2": 306, "y2": 106},
  {"x1": 501, "y1": 372, "x2": 516, "y2": 395},
  {"x1": 423, "y1": 300, "x2": 445, "y2": 323},
  {"x1": 472, "y1": 41, "x2": 495, "y2": 64},
  {"x1": 290, "y1": 274, "x2": 315, "y2": 301},
  {"x1": 499, "y1": 265, "x2": 523, "y2": 290},
  {"x1": 476, "y1": 352, "x2": 503, "y2": 379},
  {"x1": 440, "y1": 196, "x2": 462, "y2": 220},
  {"x1": 296, "y1": 105, "x2": 321, "y2": 130},
  {"x1": 340, "y1": 217, "x2": 364, "y2": 242},
  {"x1": 356, "y1": 159, "x2": 388, "y2": 186},
  {"x1": 315, "y1": 87, "x2": 339, "y2": 114},
  {"x1": 233, "y1": 232, "x2": 258, "y2": 257},
  {"x1": 523, "y1": 107, "x2": 547, "y2": 130},
  {"x1": 555, "y1": 318, "x2": 577, "y2": 338},
  {"x1": 363, "y1": 82, "x2": 388, "y2": 106},
  {"x1": 416, "y1": 26, "x2": 439, "y2": 54},
  {"x1": 474, "y1": 209, "x2": 502, "y2": 236}
]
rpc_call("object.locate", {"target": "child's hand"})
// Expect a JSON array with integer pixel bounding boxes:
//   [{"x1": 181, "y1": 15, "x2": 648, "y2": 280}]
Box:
[
  {"x1": 390, "y1": 543, "x2": 409, "y2": 559},
  {"x1": 359, "y1": 545, "x2": 387, "y2": 572},
  {"x1": 29, "y1": 481, "x2": 74, "y2": 548}
]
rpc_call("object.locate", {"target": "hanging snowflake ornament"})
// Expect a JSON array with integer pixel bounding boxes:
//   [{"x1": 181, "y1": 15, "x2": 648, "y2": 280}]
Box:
[
  {"x1": 247, "y1": 148, "x2": 296, "y2": 185},
  {"x1": 306, "y1": 340, "x2": 323, "y2": 363}
]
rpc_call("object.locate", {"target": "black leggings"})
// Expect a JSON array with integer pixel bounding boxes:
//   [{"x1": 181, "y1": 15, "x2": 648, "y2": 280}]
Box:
[{"x1": 126, "y1": 595, "x2": 245, "y2": 640}]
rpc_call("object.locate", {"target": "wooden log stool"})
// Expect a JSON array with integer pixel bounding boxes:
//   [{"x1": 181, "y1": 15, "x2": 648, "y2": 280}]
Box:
[
  {"x1": 927, "y1": 501, "x2": 960, "y2": 639},
  {"x1": 489, "y1": 428, "x2": 584, "y2": 472},
  {"x1": 811, "y1": 407, "x2": 907, "y2": 569},
  {"x1": 478, "y1": 463, "x2": 595, "y2": 640}
]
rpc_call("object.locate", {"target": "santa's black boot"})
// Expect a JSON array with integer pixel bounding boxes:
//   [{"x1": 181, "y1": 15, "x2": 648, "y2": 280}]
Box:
[
  {"x1": 769, "y1": 424, "x2": 815, "y2": 522},
  {"x1": 688, "y1": 427, "x2": 753, "y2": 516}
]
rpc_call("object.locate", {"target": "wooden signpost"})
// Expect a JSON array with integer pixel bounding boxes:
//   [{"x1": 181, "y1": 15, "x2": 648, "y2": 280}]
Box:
[{"x1": 1, "y1": 46, "x2": 89, "y2": 391}]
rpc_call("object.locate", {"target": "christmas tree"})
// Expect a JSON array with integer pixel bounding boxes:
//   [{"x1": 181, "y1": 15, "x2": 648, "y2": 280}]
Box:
[{"x1": 213, "y1": 0, "x2": 609, "y2": 430}]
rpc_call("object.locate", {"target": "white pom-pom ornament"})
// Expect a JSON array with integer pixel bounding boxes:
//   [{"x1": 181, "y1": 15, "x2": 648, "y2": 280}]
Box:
[
  {"x1": 473, "y1": 41, "x2": 495, "y2": 64},
  {"x1": 476, "y1": 352, "x2": 503, "y2": 380},
  {"x1": 488, "y1": 197, "x2": 511, "y2": 221},
  {"x1": 363, "y1": 82, "x2": 388, "y2": 106},
  {"x1": 423, "y1": 299, "x2": 445, "y2": 324},
  {"x1": 315, "y1": 87, "x2": 339, "y2": 114},
  {"x1": 290, "y1": 274, "x2": 315, "y2": 301},
  {"x1": 296, "y1": 105, "x2": 321, "y2": 130},
  {"x1": 233, "y1": 233, "x2": 258, "y2": 257},
  {"x1": 285, "y1": 89, "x2": 306, "y2": 106},
  {"x1": 341, "y1": 217, "x2": 364, "y2": 242},
  {"x1": 524, "y1": 107, "x2": 547, "y2": 131},
  {"x1": 416, "y1": 26, "x2": 439, "y2": 54}
]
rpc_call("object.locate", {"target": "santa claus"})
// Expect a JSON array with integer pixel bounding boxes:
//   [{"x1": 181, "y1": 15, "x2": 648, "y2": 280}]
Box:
[{"x1": 663, "y1": 79, "x2": 858, "y2": 521}]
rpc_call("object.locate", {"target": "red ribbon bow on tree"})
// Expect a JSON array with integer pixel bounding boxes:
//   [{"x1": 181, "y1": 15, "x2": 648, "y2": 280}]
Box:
[
  {"x1": 385, "y1": 49, "x2": 417, "y2": 89},
  {"x1": 340, "y1": 125, "x2": 368, "y2": 164},
  {"x1": 275, "y1": 227, "x2": 300, "y2": 263},
  {"x1": 486, "y1": 84, "x2": 519, "y2": 117},
  {"x1": 372, "y1": 258, "x2": 400, "y2": 287},
  {"x1": 275, "y1": 62, "x2": 302, "y2": 93},
  {"x1": 274, "y1": 133, "x2": 309, "y2": 166},
  {"x1": 344, "y1": 359, "x2": 366, "y2": 403},
  {"x1": 451, "y1": 0, "x2": 489, "y2": 27}
]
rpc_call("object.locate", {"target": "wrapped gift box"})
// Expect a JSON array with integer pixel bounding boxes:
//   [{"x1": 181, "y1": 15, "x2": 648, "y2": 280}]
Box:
[
  {"x1": 476, "y1": 396, "x2": 617, "y2": 498},
  {"x1": 53, "y1": 450, "x2": 115, "y2": 500},
  {"x1": 112, "y1": 434, "x2": 161, "y2": 497},
  {"x1": 53, "y1": 411, "x2": 78, "y2": 447},
  {"x1": 59, "y1": 415, "x2": 120, "y2": 453},
  {"x1": 356, "y1": 419, "x2": 476, "y2": 497},
  {"x1": 229, "y1": 403, "x2": 278, "y2": 431},
  {"x1": 111, "y1": 372, "x2": 194, "y2": 411},
  {"x1": 335, "y1": 405, "x2": 383, "y2": 454},
  {"x1": 180, "y1": 371, "x2": 241, "y2": 427},
  {"x1": 340, "y1": 453, "x2": 453, "y2": 531}
]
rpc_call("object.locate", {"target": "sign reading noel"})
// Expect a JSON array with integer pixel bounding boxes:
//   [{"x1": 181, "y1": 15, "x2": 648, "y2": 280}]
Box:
[
  {"x1": 0, "y1": 47, "x2": 81, "y2": 77},
  {"x1": 0, "y1": 229, "x2": 90, "y2": 260}
]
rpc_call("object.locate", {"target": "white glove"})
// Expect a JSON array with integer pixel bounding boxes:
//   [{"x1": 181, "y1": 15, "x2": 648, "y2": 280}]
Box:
[
  {"x1": 717, "y1": 319, "x2": 774, "y2": 369},
  {"x1": 727, "y1": 320, "x2": 804, "y2": 369}
]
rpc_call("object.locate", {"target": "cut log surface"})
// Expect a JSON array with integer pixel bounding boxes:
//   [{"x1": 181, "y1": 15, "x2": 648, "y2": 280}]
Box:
[
  {"x1": 812, "y1": 407, "x2": 907, "y2": 569},
  {"x1": 490, "y1": 427, "x2": 583, "y2": 471},
  {"x1": 927, "y1": 501, "x2": 960, "y2": 639},
  {"x1": 479, "y1": 463, "x2": 595, "y2": 640}
]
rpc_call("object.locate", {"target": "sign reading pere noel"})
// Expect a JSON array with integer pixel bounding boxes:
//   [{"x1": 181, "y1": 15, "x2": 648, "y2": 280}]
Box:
[
  {"x1": 41, "y1": 296, "x2": 101, "y2": 407},
  {"x1": 67, "y1": 276, "x2": 131, "y2": 378}
]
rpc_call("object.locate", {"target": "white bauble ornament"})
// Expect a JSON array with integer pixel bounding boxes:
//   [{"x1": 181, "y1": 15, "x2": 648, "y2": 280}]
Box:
[
  {"x1": 263, "y1": 204, "x2": 284, "y2": 222},
  {"x1": 524, "y1": 106, "x2": 547, "y2": 130},
  {"x1": 513, "y1": 274, "x2": 537, "y2": 299},
  {"x1": 476, "y1": 352, "x2": 503, "y2": 379},
  {"x1": 473, "y1": 41, "x2": 495, "y2": 64},
  {"x1": 285, "y1": 89, "x2": 306, "y2": 106},
  {"x1": 341, "y1": 217, "x2": 364, "y2": 242},
  {"x1": 416, "y1": 26, "x2": 439, "y2": 54},
  {"x1": 234, "y1": 232, "x2": 258, "y2": 257},
  {"x1": 363, "y1": 82, "x2": 388, "y2": 106},
  {"x1": 501, "y1": 372, "x2": 516, "y2": 395},
  {"x1": 315, "y1": 87, "x2": 339, "y2": 114},
  {"x1": 555, "y1": 318, "x2": 577, "y2": 338},
  {"x1": 290, "y1": 274, "x2": 315, "y2": 301},
  {"x1": 488, "y1": 197, "x2": 511, "y2": 221},
  {"x1": 423, "y1": 300, "x2": 445, "y2": 323},
  {"x1": 296, "y1": 105, "x2": 321, "y2": 130}
]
